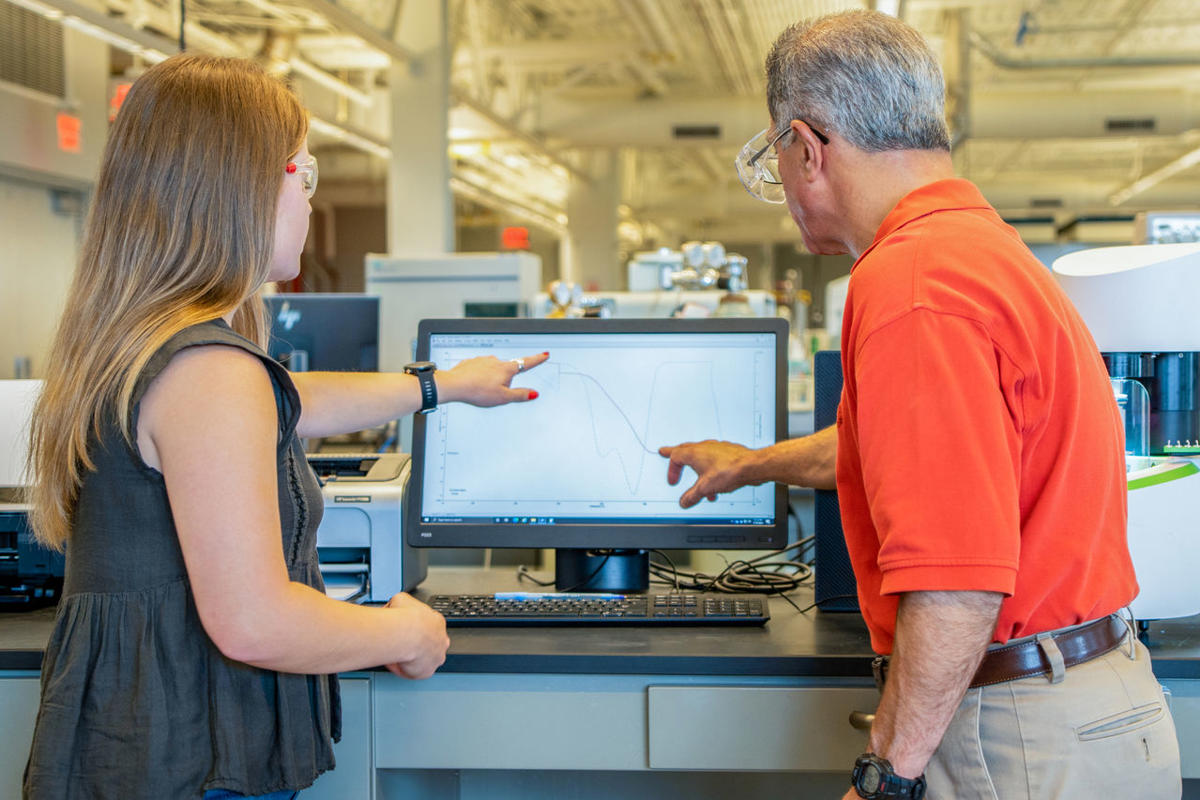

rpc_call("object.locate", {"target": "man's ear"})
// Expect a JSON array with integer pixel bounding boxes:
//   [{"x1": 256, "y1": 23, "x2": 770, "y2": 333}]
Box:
[{"x1": 790, "y1": 119, "x2": 825, "y2": 179}]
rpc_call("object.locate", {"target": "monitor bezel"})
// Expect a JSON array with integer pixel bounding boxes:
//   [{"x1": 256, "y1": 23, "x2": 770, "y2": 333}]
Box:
[
  {"x1": 263, "y1": 292, "x2": 380, "y2": 372},
  {"x1": 405, "y1": 317, "x2": 790, "y2": 551}
]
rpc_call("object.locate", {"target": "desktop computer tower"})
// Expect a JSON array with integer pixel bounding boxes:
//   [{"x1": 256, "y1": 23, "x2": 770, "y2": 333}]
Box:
[{"x1": 813, "y1": 351, "x2": 859, "y2": 612}]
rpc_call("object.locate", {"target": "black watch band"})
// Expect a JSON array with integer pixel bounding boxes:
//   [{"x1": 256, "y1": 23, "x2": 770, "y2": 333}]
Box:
[
  {"x1": 851, "y1": 753, "x2": 926, "y2": 800},
  {"x1": 404, "y1": 361, "x2": 438, "y2": 414}
]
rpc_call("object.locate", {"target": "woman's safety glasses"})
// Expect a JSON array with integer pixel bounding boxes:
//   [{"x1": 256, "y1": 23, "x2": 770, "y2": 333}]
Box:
[{"x1": 286, "y1": 156, "x2": 319, "y2": 199}]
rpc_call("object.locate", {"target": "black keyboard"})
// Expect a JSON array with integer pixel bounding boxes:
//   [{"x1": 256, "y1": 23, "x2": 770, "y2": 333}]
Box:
[{"x1": 428, "y1": 592, "x2": 770, "y2": 626}]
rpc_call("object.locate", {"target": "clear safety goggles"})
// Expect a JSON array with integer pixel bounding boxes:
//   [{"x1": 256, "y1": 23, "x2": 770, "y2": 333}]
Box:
[
  {"x1": 286, "y1": 155, "x2": 319, "y2": 198},
  {"x1": 735, "y1": 121, "x2": 829, "y2": 204}
]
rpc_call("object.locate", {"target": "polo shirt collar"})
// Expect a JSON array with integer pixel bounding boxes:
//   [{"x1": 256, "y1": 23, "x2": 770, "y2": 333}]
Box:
[{"x1": 855, "y1": 178, "x2": 992, "y2": 269}]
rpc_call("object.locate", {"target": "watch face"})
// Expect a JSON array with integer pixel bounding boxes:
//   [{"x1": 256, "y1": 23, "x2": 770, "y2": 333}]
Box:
[{"x1": 860, "y1": 763, "x2": 883, "y2": 793}]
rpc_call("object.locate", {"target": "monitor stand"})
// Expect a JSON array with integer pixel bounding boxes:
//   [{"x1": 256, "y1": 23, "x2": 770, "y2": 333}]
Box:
[{"x1": 554, "y1": 549, "x2": 649, "y2": 593}]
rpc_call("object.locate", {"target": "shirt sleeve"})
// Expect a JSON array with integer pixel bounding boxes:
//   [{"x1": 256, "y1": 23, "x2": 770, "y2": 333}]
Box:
[{"x1": 853, "y1": 307, "x2": 1022, "y2": 596}]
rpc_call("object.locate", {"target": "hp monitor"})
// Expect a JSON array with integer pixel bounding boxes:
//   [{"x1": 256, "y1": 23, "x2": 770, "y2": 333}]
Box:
[
  {"x1": 406, "y1": 318, "x2": 788, "y2": 591},
  {"x1": 263, "y1": 293, "x2": 380, "y2": 372}
]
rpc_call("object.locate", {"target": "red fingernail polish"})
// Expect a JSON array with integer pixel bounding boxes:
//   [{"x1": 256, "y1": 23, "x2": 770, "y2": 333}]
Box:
[
  {"x1": 542, "y1": 351, "x2": 549, "y2": 356},
  {"x1": 528, "y1": 390, "x2": 539, "y2": 400}
]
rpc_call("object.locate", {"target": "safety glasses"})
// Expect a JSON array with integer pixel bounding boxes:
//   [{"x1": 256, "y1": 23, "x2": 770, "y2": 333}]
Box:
[
  {"x1": 734, "y1": 121, "x2": 829, "y2": 204},
  {"x1": 286, "y1": 155, "x2": 319, "y2": 198}
]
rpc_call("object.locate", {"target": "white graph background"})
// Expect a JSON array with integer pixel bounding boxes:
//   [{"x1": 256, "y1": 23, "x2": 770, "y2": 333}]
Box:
[{"x1": 422, "y1": 334, "x2": 775, "y2": 519}]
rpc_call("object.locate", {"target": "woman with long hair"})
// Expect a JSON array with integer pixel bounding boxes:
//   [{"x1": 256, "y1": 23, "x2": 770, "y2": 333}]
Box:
[{"x1": 23, "y1": 53, "x2": 544, "y2": 799}]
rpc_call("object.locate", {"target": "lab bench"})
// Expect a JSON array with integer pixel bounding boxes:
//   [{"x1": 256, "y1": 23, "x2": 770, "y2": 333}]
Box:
[{"x1": 4, "y1": 568, "x2": 1200, "y2": 799}]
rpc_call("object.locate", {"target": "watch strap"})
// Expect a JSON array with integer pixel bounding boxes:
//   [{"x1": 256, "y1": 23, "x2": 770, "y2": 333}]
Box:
[{"x1": 404, "y1": 364, "x2": 438, "y2": 414}]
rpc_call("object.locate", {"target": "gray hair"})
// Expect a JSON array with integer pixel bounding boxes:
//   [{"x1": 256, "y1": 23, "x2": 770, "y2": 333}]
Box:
[{"x1": 765, "y1": 10, "x2": 950, "y2": 152}]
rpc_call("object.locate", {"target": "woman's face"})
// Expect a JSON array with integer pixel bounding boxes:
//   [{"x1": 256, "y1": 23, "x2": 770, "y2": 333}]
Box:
[{"x1": 268, "y1": 141, "x2": 313, "y2": 283}]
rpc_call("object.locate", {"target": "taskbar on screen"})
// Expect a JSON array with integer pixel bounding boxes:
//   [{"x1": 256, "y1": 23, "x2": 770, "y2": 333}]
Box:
[{"x1": 419, "y1": 515, "x2": 774, "y2": 526}]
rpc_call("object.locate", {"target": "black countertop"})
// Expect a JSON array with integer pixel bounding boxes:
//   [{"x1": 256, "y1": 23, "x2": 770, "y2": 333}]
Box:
[{"x1": 4, "y1": 568, "x2": 1200, "y2": 679}]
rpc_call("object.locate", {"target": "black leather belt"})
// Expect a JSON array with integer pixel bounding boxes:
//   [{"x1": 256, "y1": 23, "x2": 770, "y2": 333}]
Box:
[{"x1": 871, "y1": 614, "x2": 1128, "y2": 691}]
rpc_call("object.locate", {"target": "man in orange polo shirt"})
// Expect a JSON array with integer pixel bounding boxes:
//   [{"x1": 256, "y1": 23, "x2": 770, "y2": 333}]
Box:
[{"x1": 661, "y1": 10, "x2": 1180, "y2": 799}]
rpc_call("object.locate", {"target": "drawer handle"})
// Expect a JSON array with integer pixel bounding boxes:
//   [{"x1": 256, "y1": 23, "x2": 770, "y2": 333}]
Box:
[{"x1": 849, "y1": 711, "x2": 875, "y2": 731}]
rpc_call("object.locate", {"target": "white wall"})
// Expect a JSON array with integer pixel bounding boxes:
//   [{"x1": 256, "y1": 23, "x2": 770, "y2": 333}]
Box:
[{"x1": 0, "y1": 176, "x2": 80, "y2": 378}]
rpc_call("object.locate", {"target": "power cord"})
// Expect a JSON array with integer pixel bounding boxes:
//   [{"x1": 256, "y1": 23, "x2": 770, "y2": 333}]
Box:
[
  {"x1": 648, "y1": 540, "x2": 816, "y2": 612},
  {"x1": 516, "y1": 552, "x2": 613, "y2": 593},
  {"x1": 795, "y1": 593, "x2": 859, "y2": 613}
]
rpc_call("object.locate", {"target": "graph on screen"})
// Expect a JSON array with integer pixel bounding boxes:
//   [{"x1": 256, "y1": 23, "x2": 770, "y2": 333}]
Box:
[{"x1": 421, "y1": 331, "x2": 776, "y2": 521}]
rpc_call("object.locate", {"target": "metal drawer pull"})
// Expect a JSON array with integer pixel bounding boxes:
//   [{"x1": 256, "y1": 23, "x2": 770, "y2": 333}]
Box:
[{"x1": 849, "y1": 711, "x2": 875, "y2": 731}]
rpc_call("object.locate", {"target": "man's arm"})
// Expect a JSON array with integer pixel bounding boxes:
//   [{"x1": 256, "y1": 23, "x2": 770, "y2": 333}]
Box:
[
  {"x1": 660, "y1": 424, "x2": 837, "y2": 507},
  {"x1": 867, "y1": 590, "x2": 1003, "y2": 778}
]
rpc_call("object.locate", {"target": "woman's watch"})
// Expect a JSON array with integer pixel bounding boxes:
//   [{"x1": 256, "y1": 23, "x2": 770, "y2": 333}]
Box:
[
  {"x1": 404, "y1": 361, "x2": 438, "y2": 414},
  {"x1": 851, "y1": 753, "x2": 926, "y2": 799}
]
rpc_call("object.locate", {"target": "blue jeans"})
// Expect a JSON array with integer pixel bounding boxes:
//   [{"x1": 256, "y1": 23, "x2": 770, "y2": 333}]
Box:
[{"x1": 202, "y1": 791, "x2": 299, "y2": 800}]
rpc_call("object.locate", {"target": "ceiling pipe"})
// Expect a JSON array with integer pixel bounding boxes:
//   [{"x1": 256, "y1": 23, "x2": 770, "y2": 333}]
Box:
[
  {"x1": 451, "y1": 91, "x2": 590, "y2": 182},
  {"x1": 449, "y1": 176, "x2": 567, "y2": 236},
  {"x1": 284, "y1": 0, "x2": 415, "y2": 63},
  {"x1": 1108, "y1": 136, "x2": 1200, "y2": 206},
  {"x1": 970, "y1": 30, "x2": 1200, "y2": 70}
]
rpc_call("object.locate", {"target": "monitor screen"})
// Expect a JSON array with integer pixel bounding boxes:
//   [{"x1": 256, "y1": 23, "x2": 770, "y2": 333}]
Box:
[
  {"x1": 406, "y1": 318, "x2": 788, "y2": 555},
  {"x1": 263, "y1": 293, "x2": 380, "y2": 372}
]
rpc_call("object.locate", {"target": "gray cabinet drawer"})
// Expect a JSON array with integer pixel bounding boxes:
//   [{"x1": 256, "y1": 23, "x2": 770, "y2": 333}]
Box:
[{"x1": 648, "y1": 685, "x2": 877, "y2": 771}]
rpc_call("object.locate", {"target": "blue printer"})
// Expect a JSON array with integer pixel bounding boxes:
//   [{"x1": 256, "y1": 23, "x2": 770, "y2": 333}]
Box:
[{"x1": 309, "y1": 453, "x2": 428, "y2": 602}]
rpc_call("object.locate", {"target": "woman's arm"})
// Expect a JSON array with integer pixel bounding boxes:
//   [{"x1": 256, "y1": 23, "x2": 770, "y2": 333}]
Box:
[
  {"x1": 137, "y1": 345, "x2": 447, "y2": 676},
  {"x1": 289, "y1": 352, "x2": 550, "y2": 438}
]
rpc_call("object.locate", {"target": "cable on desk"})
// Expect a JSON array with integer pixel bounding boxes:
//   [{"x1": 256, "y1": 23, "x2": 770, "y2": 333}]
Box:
[
  {"x1": 516, "y1": 552, "x2": 612, "y2": 593},
  {"x1": 795, "y1": 593, "x2": 859, "y2": 613},
  {"x1": 647, "y1": 540, "x2": 814, "y2": 611}
]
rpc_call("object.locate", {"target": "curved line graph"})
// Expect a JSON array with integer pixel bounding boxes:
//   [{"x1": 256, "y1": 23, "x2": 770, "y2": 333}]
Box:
[{"x1": 554, "y1": 360, "x2": 723, "y2": 495}]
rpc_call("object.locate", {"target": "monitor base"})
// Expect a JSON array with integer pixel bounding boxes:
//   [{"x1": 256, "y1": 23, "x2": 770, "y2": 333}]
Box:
[{"x1": 554, "y1": 549, "x2": 649, "y2": 593}]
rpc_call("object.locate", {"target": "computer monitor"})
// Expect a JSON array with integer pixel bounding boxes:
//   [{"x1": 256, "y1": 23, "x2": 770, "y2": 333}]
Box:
[
  {"x1": 263, "y1": 293, "x2": 380, "y2": 372},
  {"x1": 406, "y1": 318, "x2": 789, "y2": 592}
]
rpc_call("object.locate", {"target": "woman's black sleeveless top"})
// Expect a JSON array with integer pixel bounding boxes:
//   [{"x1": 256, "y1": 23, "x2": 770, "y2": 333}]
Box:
[{"x1": 24, "y1": 320, "x2": 338, "y2": 800}]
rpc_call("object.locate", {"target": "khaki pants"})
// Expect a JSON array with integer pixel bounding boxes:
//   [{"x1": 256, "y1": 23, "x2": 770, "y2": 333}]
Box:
[{"x1": 925, "y1": 635, "x2": 1181, "y2": 799}]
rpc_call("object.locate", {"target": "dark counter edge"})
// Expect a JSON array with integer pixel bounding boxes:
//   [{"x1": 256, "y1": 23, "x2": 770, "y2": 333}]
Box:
[{"x1": 5, "y1": 648, "x2": 1200, "y2": 680}]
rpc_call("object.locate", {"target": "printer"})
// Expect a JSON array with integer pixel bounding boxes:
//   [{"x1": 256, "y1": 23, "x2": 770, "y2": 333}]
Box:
[
  {"x1": 0, "y1": 455, "x2": 426, "y2": 609},
  {"x1": 0, "y1": 502, "x2": 64, "y2": 607},
  {"x1": 309, "y1": 453, "x2": 428, "y2": 602}
]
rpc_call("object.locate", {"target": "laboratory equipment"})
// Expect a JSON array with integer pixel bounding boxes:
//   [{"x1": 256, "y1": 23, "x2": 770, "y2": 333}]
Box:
[
  {"x1": 1054, "y1": 243, "x2": 1200, "y2": 620},
  {"x1": 365, "y1": 252, "x2": 542, "y2": 372}
]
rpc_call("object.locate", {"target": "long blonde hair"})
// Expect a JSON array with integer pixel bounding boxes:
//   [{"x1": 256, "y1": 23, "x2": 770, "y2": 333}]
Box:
[{"x1": 28, "y1": 54, "x2": 308, "y2": 550}]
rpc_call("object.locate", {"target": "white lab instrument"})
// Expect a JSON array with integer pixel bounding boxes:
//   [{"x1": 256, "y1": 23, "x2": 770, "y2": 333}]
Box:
[
  {"x1": 365, "y1": 252, "x2": 542, "y2": 372},
  {"x1": 1054, "y1": 243, "x2": 1200, "y2": 621}
]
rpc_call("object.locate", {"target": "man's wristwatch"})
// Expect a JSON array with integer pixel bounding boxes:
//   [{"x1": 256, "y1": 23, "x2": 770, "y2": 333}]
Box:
[
  {"x1": 851, "y1": 753, "x2": 926, "y2": 799},
  {"x1": 404, "y1": 361, "x2": 438, "y2": 414}
]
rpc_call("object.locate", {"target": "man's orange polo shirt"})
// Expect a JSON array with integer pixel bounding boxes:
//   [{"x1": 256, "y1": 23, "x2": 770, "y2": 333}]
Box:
[{"x1": 836, "y1": 178, "x2": 1136, "y2": 654}]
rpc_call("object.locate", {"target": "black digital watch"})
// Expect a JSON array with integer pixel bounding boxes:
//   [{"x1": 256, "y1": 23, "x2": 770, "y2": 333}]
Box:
[
  {"x1": 403, "y1": 361, "x2": 438, "y2": 414},
  {"x1": 851, "y1": 753, "x2": 926, "y2": 800}
]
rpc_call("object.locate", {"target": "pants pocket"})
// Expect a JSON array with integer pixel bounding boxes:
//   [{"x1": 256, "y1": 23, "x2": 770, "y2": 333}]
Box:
[{"x1": 1075, "y1": 702, "x2": 1165, "y2": 742}]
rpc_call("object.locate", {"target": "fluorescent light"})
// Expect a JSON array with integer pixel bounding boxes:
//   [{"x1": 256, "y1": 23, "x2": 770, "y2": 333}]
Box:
[
  {"x1": 287, "y1": 57, "x2": 372, "y2": 108},
  {"x1": 307, "y1": 116, "x2": 391, "y2": 159},
  {"x1": 4, "y1": 0, "x2": 61, "y2": 20},
  {"x1": 61, "y1": 15, "x2": 142, "y2": 51},
  {"x1": 4, "y1": 0, "x2": 170, "y2": 62},
  {"x1": 1109, "y1": 141, "x2": 1200, "y2": 206}
]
